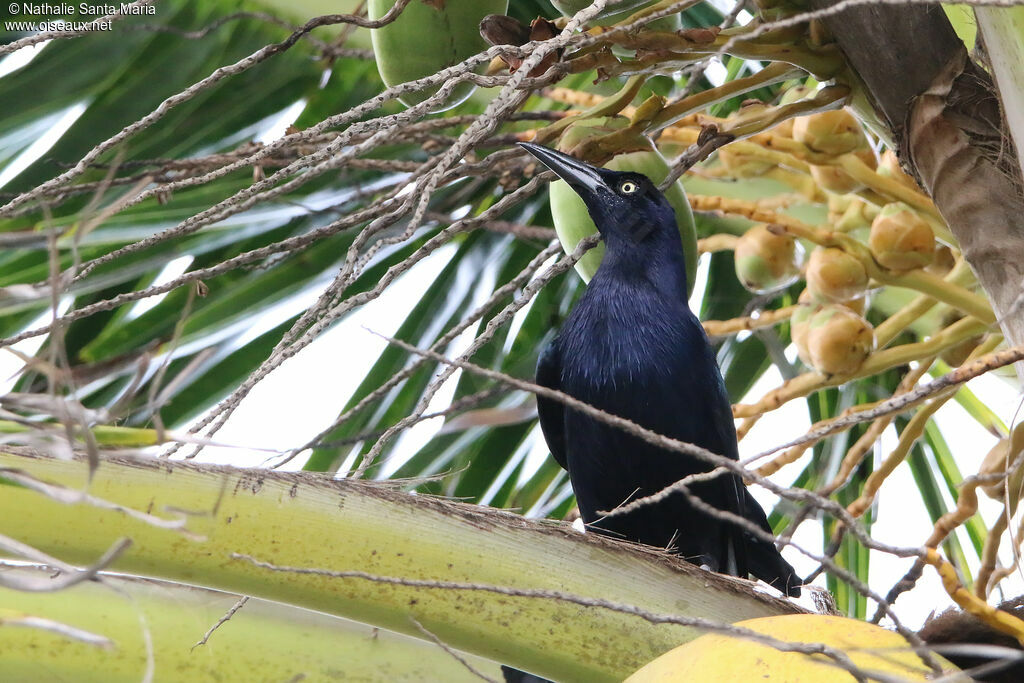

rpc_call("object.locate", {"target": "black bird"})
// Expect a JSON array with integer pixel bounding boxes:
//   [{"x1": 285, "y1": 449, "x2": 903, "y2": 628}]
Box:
[{"x1": 520, "y1": 142, "x2": 801, "y2": 597}]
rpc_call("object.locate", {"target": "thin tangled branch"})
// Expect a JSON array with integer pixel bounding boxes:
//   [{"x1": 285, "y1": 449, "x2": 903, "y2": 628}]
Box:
[
  {"x1": 0, "y1": 2, "x2": 421, "y2": 215},
  {"x1": 0, "y1": 535, "x2": 131, "y2": 592},
  {"x1": 192, "y1": 596, "x2": 250, "y2": 650},
  {"x1": 409, "y1": 616, "x2": 499, "y2": 683},
  {"x1": 0, "y1": 613, "x2": 113, "y2": 649},
  {"x1": 750, "y1": 343, "x2": 1024, "y2": 464}
]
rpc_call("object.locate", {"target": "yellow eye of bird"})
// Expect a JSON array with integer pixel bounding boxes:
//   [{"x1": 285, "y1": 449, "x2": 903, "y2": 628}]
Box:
[{"x1": 620, "y1": 181, "x2": 638, "y2": 194}]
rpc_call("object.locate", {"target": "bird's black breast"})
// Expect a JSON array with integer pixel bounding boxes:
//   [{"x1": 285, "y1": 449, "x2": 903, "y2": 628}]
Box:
[
  {"x1": 557, "y1": 277, "x2": 733, "y2": 458},
  {"x1": 553, "y1": 277, "x2": 741, "y2": 565}
]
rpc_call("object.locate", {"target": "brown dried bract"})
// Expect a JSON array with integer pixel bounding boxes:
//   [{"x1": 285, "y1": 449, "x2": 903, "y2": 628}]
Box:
[
  {"x1": 677, "y1": 26, "x2": 720, "y2": 45},
  {"x1": 479, "y1": 14, "x2": 531, "y2": 47},
  {"x1": 697, "y1": 122, "x2": 721, "y2": 146},
  {"x1": 492, "y1": 17, "x2": 562, "y2": 77}
]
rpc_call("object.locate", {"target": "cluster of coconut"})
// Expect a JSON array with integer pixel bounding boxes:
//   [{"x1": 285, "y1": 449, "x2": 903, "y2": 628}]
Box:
[{"x1": 731, "y1": 108, "x2": 939, "y2": 377}]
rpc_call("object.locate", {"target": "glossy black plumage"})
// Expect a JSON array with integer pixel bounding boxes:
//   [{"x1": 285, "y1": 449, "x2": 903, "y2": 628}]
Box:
[{"x1": 522, "y1": 142, "x2": 801, "y2": 597}]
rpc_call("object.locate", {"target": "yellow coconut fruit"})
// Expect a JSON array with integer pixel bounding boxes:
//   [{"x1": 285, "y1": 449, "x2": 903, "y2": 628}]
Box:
[
  {"x1": 625, "y1": 614, "x2": 960, "y2": 682},
  {"x1": 878, "y1": 149, "x2": 920, "y2": 191},
  {"x1": 805, "y1": 247, "x2": 868, "y2": 303},
  {"x1": 734, "y1": 224, "x2": 804, "y2": 293},
  {"x1": 790, "y1": 304, "x2": 817, "y2": 366},
  {"x1": 804, "y1": 305, "x2": 875, "y2": 375},
  {"x1": 979, "y1": 422, "x2": 1024, "y2": 504},
  {"x1": 810, "y1": 164, "x2": 859, "y2": 194},
  {"x1": 840, "y1": 294, "x2": 866, "y2": 315},
  {"x1": 869, "y1": 202, "x2": 935, "y2": 271}
]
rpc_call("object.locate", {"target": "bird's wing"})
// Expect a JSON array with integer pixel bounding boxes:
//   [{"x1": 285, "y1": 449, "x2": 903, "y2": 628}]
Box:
[
  {"x1": 712, "y1": 390, "x2": 801, "y2": 595},
  {"x1": 535, "y1": 340, "x2": 567, "y2": 470},
  {"x1": 702, "y1": 356, "x2": 801, "y2": 590}
]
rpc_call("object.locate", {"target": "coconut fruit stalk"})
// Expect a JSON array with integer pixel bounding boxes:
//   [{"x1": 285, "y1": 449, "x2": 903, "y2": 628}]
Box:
[
  {"x1": 808, "y1": 146, "x2": 877, "y2": 195},
  {"x1": 368, "y1": 0, "x2": 509, "y2": 111},
  {"x1": 552, "y1": 0, "x2": 682, "y2": 30},
  {"x1": 547, "y1": 118, "x2": 699, "y2": 294},
  {"x1": 773, "y1": 84, "x2": 813, "y2": 137}
]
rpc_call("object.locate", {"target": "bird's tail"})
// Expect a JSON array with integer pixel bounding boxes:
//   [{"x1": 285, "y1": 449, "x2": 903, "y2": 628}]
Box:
[
  {"x1": 739, "y1": 487, "x2": 803, "y2": 597},
  {"x1": 501, "y1": 665, "x2": 552, "y2": 683}
]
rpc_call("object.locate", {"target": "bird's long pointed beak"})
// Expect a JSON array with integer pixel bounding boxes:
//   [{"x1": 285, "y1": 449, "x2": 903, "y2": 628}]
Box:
[{"x1": 518, "y1": 142, "x2": 608, "y2": 196}]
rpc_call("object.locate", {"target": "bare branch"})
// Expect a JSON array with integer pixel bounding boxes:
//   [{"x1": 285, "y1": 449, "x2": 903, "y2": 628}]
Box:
[
  {"x1": 0, "y1": 535, "x2": 131, "y2": 591},
  {"x1": 192, "y1": 596, "x2": 250, "y2": 650},
  {"x1": 409, "y1": 616, "x2": 499, "y2": 683}
]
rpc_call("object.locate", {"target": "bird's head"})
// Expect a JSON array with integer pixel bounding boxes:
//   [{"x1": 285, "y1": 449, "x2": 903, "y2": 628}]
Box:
[{"x1": 519, "y1": 142, "x2": 677, "y2": 246}]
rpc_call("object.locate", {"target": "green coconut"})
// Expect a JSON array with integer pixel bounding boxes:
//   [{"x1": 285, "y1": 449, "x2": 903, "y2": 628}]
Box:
[
  {"x1": 368, "y1": 0, "x2": 509, "y2": 111},
  {"x1": 546, "y1": 118, "x2": 698, "y2": 295}
]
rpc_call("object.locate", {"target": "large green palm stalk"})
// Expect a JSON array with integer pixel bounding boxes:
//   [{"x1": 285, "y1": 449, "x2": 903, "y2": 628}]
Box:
[
  {"x1": 2, "y1": 568, "x2": 504, "y2": 681},
  {"x1": 4, "y1": 0, "x2": 1024, "y2": 678},
  {"x1": 0, "y1": 448, "x2": 798, "y2": 680}
]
